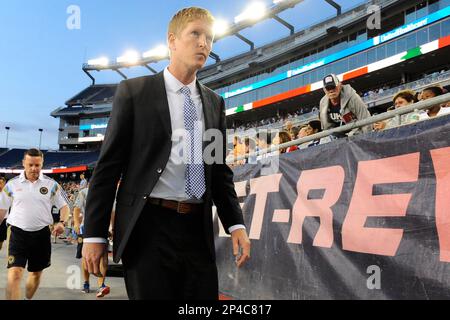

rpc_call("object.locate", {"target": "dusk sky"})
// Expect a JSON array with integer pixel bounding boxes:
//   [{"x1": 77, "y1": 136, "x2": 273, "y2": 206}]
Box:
[{"x1": 0, "y1": 0, "x2": 361, "y2": 149}]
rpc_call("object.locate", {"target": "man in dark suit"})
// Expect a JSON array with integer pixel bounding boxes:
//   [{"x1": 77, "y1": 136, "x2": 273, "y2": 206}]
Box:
[{"x1": 82, "y1": 7, "x2": 251, "y2": 300}]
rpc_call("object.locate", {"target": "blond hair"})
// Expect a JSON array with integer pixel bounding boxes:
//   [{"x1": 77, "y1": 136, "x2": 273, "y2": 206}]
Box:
[{"x1": 168, "y1": 7, "x2": 214, "y2": 36}]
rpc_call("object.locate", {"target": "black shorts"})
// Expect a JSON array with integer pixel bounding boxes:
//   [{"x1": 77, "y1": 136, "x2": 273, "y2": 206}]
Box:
[
  {"x1": 7, "y1": 226, "x2": 51, "y2": 272},
  {"x1": 0, "y1": 220, "x2": 7, "y2": 242},
  {"x1": 76, "y1": 235, "x2": 83, "y2": 259}
]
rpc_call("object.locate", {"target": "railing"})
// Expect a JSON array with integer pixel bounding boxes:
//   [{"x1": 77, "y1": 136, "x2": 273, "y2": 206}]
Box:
[
  {"x1": 231, "y1": 70, "x2": 450, "y2": 140},
  {"x1": 228, "y1": 93, "x2": 450, "y2": 164}
]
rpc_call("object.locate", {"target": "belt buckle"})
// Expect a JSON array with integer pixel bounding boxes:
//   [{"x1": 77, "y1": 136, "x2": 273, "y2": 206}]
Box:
[{"x1": 177, "y1": 202, "x2": 188, "y2": 214}]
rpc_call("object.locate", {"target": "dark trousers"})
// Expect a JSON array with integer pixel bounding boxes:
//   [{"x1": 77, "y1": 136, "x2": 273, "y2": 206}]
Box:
[{"x1": 121, "y1": 202, "x2": 218, "y2": 300}]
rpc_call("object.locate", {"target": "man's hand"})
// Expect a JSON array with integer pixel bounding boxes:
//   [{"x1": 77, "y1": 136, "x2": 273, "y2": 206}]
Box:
[
  {"x1": 231, "y1": 228, "x2": 251, "y2": 268},
  {"x1": 373, "y1": 121, "x2": 386, "y2": 131},
  {"x1": 52, "y1": 222, "x2": 65, "y2": 236},
  {"x1": 82, "y1": 243, "x2": 107, "y2": 277},
  {"x1": 108, "y1": 229, "x2": 114, "y2": 240}
]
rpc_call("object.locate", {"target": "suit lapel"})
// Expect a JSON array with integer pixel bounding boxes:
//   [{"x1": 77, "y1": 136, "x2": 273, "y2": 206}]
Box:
[
  {"x1": 152, "y1": 72, "x2": 172, "y2": 136},
  {"x1": 197, "y1": 81, "x2": 214, "y2": 132}
]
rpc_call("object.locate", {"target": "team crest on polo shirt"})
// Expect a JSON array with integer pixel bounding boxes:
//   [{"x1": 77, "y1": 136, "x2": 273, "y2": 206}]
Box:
[
  {"x1": 7, "y1": 256, "x2": 15, "y2": 265},
  {"x1": 40, "y1": 187, "x2": 49, "y2": 195}
]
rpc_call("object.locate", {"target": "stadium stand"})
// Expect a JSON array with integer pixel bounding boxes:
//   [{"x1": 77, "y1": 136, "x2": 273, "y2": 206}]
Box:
[
  {"x1": 0, "y1": 149, "x2": 100, "y2": 169},
  {"x1": 65, "y1": 84, "x2": 117, "y2": 106},
  {"x1": 0, "y1": 149, "x2": 28, "y2": 168},
  {"x1": 43, "y1": 151, "x2": 100, "y2": 168}
]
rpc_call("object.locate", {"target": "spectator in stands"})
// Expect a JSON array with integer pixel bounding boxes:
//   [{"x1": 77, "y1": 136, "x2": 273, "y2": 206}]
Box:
[
  {"x1": 297, "y1": 120, "x2": 322, "y2": 149},
  {"x1": 419, "y1": 86, "x2": 450, "y2": 119},
  {"x1": 256, "y1": 130, "x2": 272, "y2": 160},
  {"x1": 284, "y1": 121, "x2": 294, "y2": 138},
  {"x1": 444, "y1": 88, "x2": 450, "y2": 109},
  {"x1": 415, "y1": 91, "x2": 422, "y2": 103},
  {"x1": 271, "y1": 131, "x2": 295, "y2": 154},
  {"x1": 233, "y1": 136, "x2": 245, "y2": 163},
  {"x1": 374, "y1": 90, "x2": 420, "y2": 131},
  {"x1": 244, "y1": 137, "x2": 257, "y2": 164},
  {"x1": 290, "y1": 126, "x2": 301, "y2": 141},
  {"x1": 79, "y1": 173, "x2": 87, "y2": 190},
  {"x1": 319, "y1": 74, "x2": 372, "y2": 138}
]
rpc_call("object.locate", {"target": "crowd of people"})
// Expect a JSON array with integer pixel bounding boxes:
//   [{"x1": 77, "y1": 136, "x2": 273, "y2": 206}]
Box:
[
  {"x1": 360, "y1": 68, "x2": 449, "y2": 102},
  {"x1": 229, "y1": 68, "x2": 450, "y2": 138},
  {"x1": 232, "y1": 106, "x2": 316, "y2": 133},
  {"x1": 228, "y1": 73, "x2": 450, "y2": 165}
]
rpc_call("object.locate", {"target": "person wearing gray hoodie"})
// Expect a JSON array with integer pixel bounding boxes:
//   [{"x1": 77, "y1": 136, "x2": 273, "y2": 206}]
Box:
[{"x1": 319, "y1": 74, "x2": 372, "y2": 137}]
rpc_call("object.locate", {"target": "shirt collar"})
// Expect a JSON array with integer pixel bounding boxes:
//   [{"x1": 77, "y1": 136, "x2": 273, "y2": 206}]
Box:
[
  {"x1": 19, "y1": 171, "x2": 44, "y2": 183},
  {"x1": 163, "y1": 67, "x2": 198, "y2": 96}
]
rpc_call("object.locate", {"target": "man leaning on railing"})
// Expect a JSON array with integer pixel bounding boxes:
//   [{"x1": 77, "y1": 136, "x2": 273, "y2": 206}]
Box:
[{"x1": 319, "y1": 74, "x2": 372, "y2": 139}]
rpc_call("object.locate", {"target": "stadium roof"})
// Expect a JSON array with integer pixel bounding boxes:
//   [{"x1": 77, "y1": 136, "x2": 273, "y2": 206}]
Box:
[
  {"x1": 80, "y1": 0, "x2": 356, "y2": 84},
  {"x1": 65, "y1": 84, "x2": 117, "y2": 106}
]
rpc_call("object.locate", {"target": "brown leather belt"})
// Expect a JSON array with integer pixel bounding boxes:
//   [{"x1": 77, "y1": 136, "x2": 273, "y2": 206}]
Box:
[{"x1": 147, "y1": 197, "x2": 203, "y2": 214}]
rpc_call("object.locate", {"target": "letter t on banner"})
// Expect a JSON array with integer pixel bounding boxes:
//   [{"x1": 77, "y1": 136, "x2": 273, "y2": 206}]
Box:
[{"x1": 248, "y1": 174, "x2": 283, "y2": 240}]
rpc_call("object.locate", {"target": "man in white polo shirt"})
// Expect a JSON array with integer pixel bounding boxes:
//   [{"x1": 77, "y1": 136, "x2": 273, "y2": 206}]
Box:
[{"x1": 0, "y1": 148, "x2": 70, "y2": 300}]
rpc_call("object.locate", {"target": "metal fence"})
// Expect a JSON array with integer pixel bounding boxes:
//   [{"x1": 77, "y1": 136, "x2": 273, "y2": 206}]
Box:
[{"x1": 228, "y1": 92, "x2": 450, "y2": 164}]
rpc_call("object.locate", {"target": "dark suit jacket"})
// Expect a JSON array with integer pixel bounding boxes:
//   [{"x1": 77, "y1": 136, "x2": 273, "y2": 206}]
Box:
[{"x1": 83, "y1": 71, "x2": 244, "y2": 263}]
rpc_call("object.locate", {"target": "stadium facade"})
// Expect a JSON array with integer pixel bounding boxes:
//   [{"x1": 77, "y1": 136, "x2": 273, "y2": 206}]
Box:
[{"x1": 47, "y1": 0, "x2": 449, "y2": 154}]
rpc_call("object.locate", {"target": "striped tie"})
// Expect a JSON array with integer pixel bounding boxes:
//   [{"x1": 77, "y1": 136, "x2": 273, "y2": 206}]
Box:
[{"x1": 180, "y1": 86, "x2": 206, "y2": 199}]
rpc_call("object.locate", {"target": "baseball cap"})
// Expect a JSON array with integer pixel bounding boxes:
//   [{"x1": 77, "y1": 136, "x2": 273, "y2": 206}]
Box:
[{"x1": 323, "y1": 74, "x2": 340, "y2": 90}]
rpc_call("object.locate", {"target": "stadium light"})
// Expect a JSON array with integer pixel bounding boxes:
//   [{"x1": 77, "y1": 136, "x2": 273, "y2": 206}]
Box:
[
  {"x1": 234, "y1": 2, "x2": 267, "y2": 24},
  {"x1": 142, "y1": 45, "x2": 169, "y2": 59},
  {"x1": 81, "y1": 0, "x2": 305, "y2": 82},
  {"x1": 5, "y1": 126, "x2": 10, "y2": 148},
  {"x1": 214, "y1": 19, "x2": 230, "y2": 37},
  {"x1": 117, "y1": 50, "x2": 141, "y2": 65},
  {"x1": 38, "y1": 128, "x2": 43, "y2": 150},
  {"x1": 87, "y1": 57, "x2": 109, "y2": 67}
]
